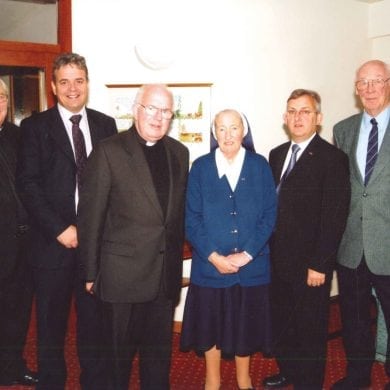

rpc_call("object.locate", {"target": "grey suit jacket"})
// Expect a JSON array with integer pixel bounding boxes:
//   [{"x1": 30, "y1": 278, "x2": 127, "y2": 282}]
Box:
[
  {"x1": 77, "y1": 127, "x2": 189, "y2": 303},
  {"x1": 334, "y1": 112, "x2": 390, "y2": 274}
]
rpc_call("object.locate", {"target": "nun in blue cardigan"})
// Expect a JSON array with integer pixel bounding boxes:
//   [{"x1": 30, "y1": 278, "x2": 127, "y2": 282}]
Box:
[{"x1": 180, "y1": 109, "x2": 277, "y2": 390}]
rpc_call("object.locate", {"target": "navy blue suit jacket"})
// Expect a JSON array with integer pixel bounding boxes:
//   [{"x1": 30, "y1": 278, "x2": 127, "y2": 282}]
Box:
[
  {"x1": 16, "y1": 105, "x2": 117, "y2": 269},
  {"x1": 269, "y1": 134, "x2": 350, "y2": 283}
]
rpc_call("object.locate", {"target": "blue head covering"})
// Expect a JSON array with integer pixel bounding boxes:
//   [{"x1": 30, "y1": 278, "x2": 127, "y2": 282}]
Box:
[{"x1": 210, "y1": 111, "x2": 255, "y2": 152}]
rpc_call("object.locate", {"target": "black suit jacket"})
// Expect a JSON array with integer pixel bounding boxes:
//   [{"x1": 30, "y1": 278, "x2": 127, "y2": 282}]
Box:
[
  {"x1": 0, "y1": 121, "x2": 27, "y2": 279},
  {"x1": 77, "y1": 127, "x2": 189, "y2": 304},
  {"x1": 268, "y1": 134, "x2": 350, "y2": 283},
  {"x1": 16, "y1": 105, "x2": 117, "y2": 269}
]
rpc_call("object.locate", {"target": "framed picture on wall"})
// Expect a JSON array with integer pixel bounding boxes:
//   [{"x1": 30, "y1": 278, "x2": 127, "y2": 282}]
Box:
[{"x1": 106, "y1": 83, "x2": 213, "y2": 163}]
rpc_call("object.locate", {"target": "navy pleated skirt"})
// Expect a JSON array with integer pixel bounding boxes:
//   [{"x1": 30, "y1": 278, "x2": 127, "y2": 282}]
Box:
[{"x1": 180, "y1": 283, "x2": 271, "y2": 357}]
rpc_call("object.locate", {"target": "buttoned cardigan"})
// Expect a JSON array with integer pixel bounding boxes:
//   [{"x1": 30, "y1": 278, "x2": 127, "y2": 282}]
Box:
[{"x1": 186, "y1": 149, "x2": 277, "y2": 288}]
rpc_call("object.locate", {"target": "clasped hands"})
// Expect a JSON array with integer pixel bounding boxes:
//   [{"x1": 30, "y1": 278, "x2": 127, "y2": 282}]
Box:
[{"x1": 208, "y1": 251, "x2": 252, "y2": 274}]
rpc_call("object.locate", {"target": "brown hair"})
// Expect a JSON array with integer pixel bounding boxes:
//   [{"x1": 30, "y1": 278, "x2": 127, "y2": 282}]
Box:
[
  {"x1": 287, "y1": 89, "x2": 321, "y2": 112},
  {"x1": 52, "y1": 52, "x2": 89, "y2": 82}
]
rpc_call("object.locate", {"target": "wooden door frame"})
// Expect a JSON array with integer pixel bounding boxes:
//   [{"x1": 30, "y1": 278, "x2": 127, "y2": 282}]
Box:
[{"x1": 0, "y1": 0, "x2": 72, "y2": 107}]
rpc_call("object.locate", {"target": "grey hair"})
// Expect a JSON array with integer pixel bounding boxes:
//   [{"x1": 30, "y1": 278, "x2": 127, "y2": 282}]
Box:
[
  {"x1": 287, "y1": 89, "x2": 321, "y2": 113},
  {"x1": 0, "y1": 78, "x2": 9, "y2": 97}
]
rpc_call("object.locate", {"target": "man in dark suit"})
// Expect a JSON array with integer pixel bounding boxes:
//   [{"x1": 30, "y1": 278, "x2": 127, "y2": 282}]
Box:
[
  {"x1": 331, "y1": 60, "x2": 390, "y2": 390},
  {"x1": 263, "y1": 89, "x2": 350, "y2": 389},
  {"x1": 0, "y1": 79, "x2": 38, "y2": 386},
  {"x1": 77, "y1": 84, "x2": 189, "y2": 390},
  {"x1": 16, "y1": 53, "x2": 117, "y2": 390}
]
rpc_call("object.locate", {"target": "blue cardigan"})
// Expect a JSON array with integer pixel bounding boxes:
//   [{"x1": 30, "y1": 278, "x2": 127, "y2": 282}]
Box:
[{"x1": 186, "y1": 149, "x2": 277, "y2": 288}]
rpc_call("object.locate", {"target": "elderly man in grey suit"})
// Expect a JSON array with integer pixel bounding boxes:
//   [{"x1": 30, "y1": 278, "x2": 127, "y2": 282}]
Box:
[{"x1": 331, "y1": 59, "x2": 390, "y2": 390}]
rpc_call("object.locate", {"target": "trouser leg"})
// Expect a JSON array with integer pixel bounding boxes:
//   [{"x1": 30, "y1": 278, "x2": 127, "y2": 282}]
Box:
[
  {"x1": 33, "y1": 266, "x2": 74, "y2": 390},
  {"x1": 0, "y1": 260, "x2": 33, "y2": 380},
  {"x1": 337, "y1": 261, "x2": 374, "y2": 384}
]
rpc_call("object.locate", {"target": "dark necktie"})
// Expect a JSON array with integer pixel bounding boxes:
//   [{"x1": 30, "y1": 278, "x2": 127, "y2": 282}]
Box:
[
  {"x1": 277, "y1": 143, "x2": 300, "y2": 193},
  {"x1": 70, "y1": 114, "x2": 87, "y2": 184},
  {"x1": 364, "y1": 118, "x2": 378, "y2": 186}
]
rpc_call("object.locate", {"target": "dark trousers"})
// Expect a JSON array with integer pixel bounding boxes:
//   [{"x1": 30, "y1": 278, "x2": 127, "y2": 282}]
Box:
[
  {"x1": 102, "y1": 292, "x2": 174, "y2": 390},
  {"x1": 271, "y1": 271, "x2": 332, "y2": 389},
  {"x1": 33, "y1": 260, "x2": 105, "y2": 390},
  {"x1": 337, "y1": 258, "x2": 390, "y2": 384},
  {"x1": 0, "y1": 252, "x2": 33, "y2": 381}
]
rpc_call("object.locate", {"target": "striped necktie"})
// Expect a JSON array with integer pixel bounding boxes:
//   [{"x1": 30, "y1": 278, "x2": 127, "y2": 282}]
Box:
[
  {"x1": 70, "y1": 114, "x2": 87, "y2": 184},
  {"x1": 364, "y1": 118, "x2": 378, "y2": 186}
]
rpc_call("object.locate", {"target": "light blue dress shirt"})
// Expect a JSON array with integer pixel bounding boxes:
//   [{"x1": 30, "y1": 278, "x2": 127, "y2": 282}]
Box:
[{"x1": 356, "y1": 107, "x2": 389, "y2": 179}]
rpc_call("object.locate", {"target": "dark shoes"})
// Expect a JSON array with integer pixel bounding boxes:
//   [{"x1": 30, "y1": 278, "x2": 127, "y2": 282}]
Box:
[
  {"x1": 0, "y1": 369, "x2": 39, "y2": 386},
  {"x1": 331, "y1": 377, "x2": 371, "y2": 390},
  {"x1": 263, "y1": 373, "x2": 291, "y2": 388}
]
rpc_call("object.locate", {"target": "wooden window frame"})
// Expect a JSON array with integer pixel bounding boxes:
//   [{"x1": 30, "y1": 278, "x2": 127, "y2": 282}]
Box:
[{"x1": 0, "y1": 0, "x2": 72, "y2": 107}]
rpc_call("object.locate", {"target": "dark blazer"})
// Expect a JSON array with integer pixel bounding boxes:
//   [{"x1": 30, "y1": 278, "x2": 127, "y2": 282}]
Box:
[
  {"x1": 0, "y1": 121, "x2": 26, "y2": 279},
  {"x1": 77, "y1": 127, "x2": 189, "y2": 304},
  {"x1": 268, "y1": 134, "x2": 350, "y2": 283},
  {"x1": 16, "y1": 105, "x2": 117, "y2": 269}
]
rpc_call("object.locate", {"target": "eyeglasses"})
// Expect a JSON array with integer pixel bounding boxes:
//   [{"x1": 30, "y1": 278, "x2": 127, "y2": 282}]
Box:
[
  {"x1": 355, "y1": 78, "x2": 390, "y2": 91},
  {"x1": 286, "y1": 109, "x2": 317, "y2": 118},
  {"x1": 0, "y1": 94, "x2": 8, "y2": 103},
  {"x1": 137, "y1": 103, "x2": 174, "y2": 119}
]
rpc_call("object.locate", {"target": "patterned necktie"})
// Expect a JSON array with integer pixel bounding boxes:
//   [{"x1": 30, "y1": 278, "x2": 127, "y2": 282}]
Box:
[
  {"x1": 70, "y1": 114, "x2": 87, "y2": 184},
  {"x1": 364, "y1": 118, "x2": 378, "y2": 186},
  {"x1": 277, "y1": 143, "x2": 300, "y2": 193}
]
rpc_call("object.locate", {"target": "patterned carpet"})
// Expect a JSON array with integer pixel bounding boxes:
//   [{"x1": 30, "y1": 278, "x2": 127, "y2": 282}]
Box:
[{"x1": 5, "y1": 301, "x2": 388, "y2": 389}]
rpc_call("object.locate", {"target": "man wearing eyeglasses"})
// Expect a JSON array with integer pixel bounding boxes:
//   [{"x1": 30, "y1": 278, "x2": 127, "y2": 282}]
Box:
[
  {"x1": 331, "y1": 60, "x2": 390, "y2": 390},
  {"x1": 77, "y1": 84, "x2": 189, "y2": 389},
  {"x1": 263, "y1": 89, "x2": 350, "y2": 389}
]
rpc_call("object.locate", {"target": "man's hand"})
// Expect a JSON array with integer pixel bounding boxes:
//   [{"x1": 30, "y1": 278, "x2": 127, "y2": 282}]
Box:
[
  {"x1": 85, "y1": 282, "x2": 94, "y2": 295},
  {"x1": 307, "y1": 268, "x2": 326, "y2": 287},
  {"x1": 56, "y1": 225, "x2": 78, "y2": 248}
]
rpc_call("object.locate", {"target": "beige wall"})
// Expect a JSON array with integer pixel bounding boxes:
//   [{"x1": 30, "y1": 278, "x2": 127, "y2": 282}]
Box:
[
  {"x1": 72, "y1": 0, "x2": 377, "y2": 156},
  {"x1": 370, "y1": 1, "x2": 390, "y2": 61}
]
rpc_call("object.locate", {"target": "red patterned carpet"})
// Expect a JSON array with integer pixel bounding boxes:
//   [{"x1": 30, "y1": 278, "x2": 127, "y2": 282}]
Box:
[{"x1": 4, "y1": 301, "x2": 388, "y2": 389}]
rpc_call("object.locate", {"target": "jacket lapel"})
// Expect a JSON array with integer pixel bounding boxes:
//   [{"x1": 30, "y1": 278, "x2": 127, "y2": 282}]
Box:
[
  {"x1": 163, "y1": 138, "x2": 176, "y2": 222},
  {"x1": 86, "y1": 108, "x2": 101, "y2": 147},
  {"x1": 48, "y1": 107, "x2": 75, "y2": 165},
  {"x1": 275, "y1": 143, "x2": 290, "y2": 185},
  {"x1": 286, "y1": 134, "x2": 319, "y2": 179},
  {"x1": 368, "y1": 119, "x2": 390, "y2": 185},
  {"x1": 347, "y1": 114, "x2": 365, "y2": 185}
]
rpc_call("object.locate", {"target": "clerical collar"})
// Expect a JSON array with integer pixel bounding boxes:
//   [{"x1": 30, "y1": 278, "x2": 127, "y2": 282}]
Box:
[{"x1": 135, "y1": 130, "x2": 160, "y2": 147}]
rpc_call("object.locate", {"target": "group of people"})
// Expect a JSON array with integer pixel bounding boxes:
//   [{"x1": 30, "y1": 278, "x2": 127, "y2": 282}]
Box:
[{"x1": 0, "y1": 52, "x2": 388, "y2": 390}]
